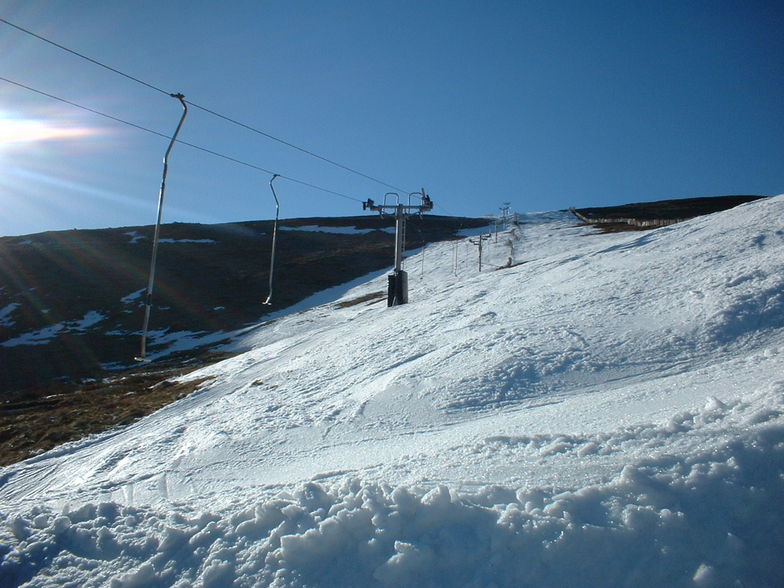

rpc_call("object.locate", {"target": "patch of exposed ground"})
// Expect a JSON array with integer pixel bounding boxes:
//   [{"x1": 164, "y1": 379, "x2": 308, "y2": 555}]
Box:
[
  {"x1": 0, "y1": 357, "x2": 229, "y2": 466},
  {"x1": 571, "y1": 195, "x2": 765, "y2": 232},
  {"x1": 335, "y1": 291, "x2": 386, "y2": 308}
]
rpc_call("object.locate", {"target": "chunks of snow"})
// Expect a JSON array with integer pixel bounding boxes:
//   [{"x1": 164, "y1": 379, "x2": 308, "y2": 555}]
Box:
[{"x1": 2, "y1": 431, "x2": 782, "y2": 586}]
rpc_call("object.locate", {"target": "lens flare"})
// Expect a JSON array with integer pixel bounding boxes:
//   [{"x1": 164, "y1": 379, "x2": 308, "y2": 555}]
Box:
[{"x1": 0, "y1": 111, "x2": 97, "y2": 145}]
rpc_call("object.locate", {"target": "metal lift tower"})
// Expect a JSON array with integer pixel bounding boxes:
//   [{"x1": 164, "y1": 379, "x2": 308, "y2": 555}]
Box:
[{"x1": 363, "y1": 189, "x2": 433, "y2": 306}]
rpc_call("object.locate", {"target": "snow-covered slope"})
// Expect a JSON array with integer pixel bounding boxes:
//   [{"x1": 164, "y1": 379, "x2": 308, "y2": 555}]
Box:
[{"x1": 2, "y1": 197, "x2": 783, "y2": 586}]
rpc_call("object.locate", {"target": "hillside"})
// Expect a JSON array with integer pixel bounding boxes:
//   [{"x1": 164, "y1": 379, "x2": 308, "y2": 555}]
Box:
[
  {"x1": 1, "y1": 195, "x2": 782, "y2": 586},
  {"x1": 0, "y1": 196, "x2": 770, "y2": 465},
  {"x1": 572, "y1": 194, "x2": 764, "y2": 230},
  {"x1": 0, "y1": 214, "x2": 487, "y2": 398}
]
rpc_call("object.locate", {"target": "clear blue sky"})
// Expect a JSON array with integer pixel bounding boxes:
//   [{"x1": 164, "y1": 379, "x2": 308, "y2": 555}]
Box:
[{"x1": 1, "y1": 0, "x2": 782, "y2": 236}]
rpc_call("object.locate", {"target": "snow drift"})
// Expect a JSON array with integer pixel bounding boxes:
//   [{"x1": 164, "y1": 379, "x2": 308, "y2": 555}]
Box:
[{"x1": 2, "y1": 196, "x2": 783, "y2": 586}]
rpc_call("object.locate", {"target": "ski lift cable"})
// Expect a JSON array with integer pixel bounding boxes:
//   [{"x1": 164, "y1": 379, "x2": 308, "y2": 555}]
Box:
[
  {"x1": 280, "y1": 176, "x2": 363, "y2": 203},
  {"x1": 0, "y1": 17, "x2": 413, "y2": 194},
  {"x1": 0, "y1": 17, "x2": 172, "y2": 97},
  {"x1": 0, "y1": 75, "x2": 172, "y2": 139},
  {"x1": 136, "y1": 93, "x2": 188, "y2": 362},
  {"x1": 185, "y1": 101, "x2": 410, "y2": 194},
  {"x1": 0, "y1": 76, "x2": 364, "y2": 203},
  {"x1": 263, "y1": 174, "x2": 281, "y2": 305}
]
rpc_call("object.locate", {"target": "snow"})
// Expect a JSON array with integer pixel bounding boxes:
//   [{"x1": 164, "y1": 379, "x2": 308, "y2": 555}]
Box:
[
  {"x1": 0, "y1": 302, "x2": 20, "y2": 327},
  {"x1": 280, "y1": 225, "x2": 396, "y2": 235},
  {"x1": 256, "y1": 267, "x2": 391, "y2": 324},
  {"x1": 121, "y1": 288, "x2": 145, "y2": 305},
  {"x1": 124, "y1": 231, "x2": 216, "y2": 244},
  {"x1": 1, "y1": 196, "x2": 783, "y2": 586},
  {"x1": 138, "y1": 328, "x2": 235, "y2": 361},
  {"x1": 158, "y1": 238, "x2": 216, "y2": 244},
  {"x1": 124, "y1": 231, "x2": 145, "y2": 244},
  {"x1": 456, "y1": 225, "x2": 494, "y2": 238},
  {"x1": 1, "y1": 310, "x2": 106, "y2": 347},
  {"x1": 71, "y1": 310, "x2": 105, "y2": 331}
]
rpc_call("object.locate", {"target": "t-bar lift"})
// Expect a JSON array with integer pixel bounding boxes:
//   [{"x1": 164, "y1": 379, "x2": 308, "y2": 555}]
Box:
[
  {"x1": 363, "y1": 189, "x2": 433, "y2": 306},
  {"x1": 136, "y1": 93, "x2": 188, "y2": 362},
  {"x1": 263, "y1": 174, "x2": 281, "y2": 305}
]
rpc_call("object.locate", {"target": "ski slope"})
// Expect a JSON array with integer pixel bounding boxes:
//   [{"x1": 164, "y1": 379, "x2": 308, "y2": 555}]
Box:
[{"x1": 2, "y1": 197, "x2": 783, "y2": 586}]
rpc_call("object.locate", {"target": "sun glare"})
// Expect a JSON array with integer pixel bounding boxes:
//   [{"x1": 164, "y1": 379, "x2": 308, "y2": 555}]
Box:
[{"x1": 0, "y1": 112, "x2": 97, "y2": 146}]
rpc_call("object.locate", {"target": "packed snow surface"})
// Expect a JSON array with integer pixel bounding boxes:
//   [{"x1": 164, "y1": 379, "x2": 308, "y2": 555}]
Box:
[{"x1": 2, "y1": 197, "x2": 783, "y2": 586}]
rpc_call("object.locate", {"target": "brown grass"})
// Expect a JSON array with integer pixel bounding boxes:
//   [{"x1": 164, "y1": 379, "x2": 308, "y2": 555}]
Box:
[{"x1": 0, "y1": 365, "x2": 217, "y2": 466}]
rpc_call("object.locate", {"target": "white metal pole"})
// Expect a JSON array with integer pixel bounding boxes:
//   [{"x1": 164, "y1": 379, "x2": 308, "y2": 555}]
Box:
[
  {"x1": 137, "y1": 93, "x2": 188, "y2": 361},
  {"x1": 263, "y1": 174, "x2": 280, "y2": 305}
]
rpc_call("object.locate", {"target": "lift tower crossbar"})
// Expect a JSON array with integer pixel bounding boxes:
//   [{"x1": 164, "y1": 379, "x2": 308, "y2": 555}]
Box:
[{"x1": 363, "y1": 189, "x2": 433, "y2": 306}]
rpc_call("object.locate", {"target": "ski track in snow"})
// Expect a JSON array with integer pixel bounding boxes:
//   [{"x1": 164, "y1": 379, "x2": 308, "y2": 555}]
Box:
[{"x1": 1, "y1": 199, "x2": 784, "y2": 586}]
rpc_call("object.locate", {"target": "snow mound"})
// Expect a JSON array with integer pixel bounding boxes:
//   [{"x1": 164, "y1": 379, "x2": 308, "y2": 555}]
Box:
[{"x1": 2, "y1": 408, "x2": 782, "y2": 586}]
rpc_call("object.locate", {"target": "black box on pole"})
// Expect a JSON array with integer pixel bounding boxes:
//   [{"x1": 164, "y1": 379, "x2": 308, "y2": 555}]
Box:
[{"x1": 387, "y1": 270, "x2": 409, "y2": 306}]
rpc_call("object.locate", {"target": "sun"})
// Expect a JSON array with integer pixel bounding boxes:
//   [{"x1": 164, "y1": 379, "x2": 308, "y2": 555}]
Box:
[
  {"x1": 0, "y1": 112, "x2": 95, "y2": 146},
  {"x1": 0, "y1": 110, "x2": 117, "y2": 236}
]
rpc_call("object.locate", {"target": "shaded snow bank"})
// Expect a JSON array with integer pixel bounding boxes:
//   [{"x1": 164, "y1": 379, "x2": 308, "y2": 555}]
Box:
[{"x1": 2, "y1": 405, "x2": 782, "y2": 587}]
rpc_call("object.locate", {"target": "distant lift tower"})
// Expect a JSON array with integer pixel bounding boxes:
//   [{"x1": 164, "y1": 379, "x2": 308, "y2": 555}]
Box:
[{"x1": 363, "y1": 189, "x2": 434, "y2": 306}]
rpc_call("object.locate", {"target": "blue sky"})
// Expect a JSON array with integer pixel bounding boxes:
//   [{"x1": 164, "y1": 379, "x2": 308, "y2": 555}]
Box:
[{"x1": 1, "y1": 0, "x2": 782, "y2": 236}]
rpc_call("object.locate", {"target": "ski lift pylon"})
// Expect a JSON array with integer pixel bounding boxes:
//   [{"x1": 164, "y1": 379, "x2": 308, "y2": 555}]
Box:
[{"x1": 262, "y1": 173, "x2": 280, "y2": 305}]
